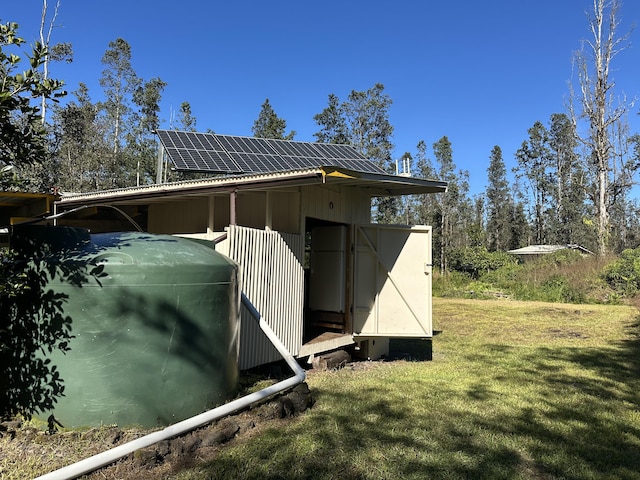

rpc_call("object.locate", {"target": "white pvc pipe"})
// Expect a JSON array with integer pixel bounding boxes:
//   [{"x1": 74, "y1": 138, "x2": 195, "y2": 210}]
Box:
[{"x1": 35, "y1": 293, "x2": 306, "y2": 480}]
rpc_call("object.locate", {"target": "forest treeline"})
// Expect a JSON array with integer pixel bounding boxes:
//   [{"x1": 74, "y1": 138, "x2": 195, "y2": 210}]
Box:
[{"x1": 2, "y1": 0, "x2": 640, "y2": 269}]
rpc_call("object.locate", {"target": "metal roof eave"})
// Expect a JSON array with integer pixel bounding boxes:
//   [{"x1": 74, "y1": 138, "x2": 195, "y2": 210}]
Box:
[
  {"x1": 320, "y1": 167, "x2": 448, "y2": 195},
  {"x1": 57, "y1": 167, "x2": 447, "y2": 208}
]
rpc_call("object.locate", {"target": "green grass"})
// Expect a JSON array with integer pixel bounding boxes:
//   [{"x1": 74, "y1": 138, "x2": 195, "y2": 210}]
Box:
[{"x1": 176, "y1": 298, "x2": 640, "y2": 480}]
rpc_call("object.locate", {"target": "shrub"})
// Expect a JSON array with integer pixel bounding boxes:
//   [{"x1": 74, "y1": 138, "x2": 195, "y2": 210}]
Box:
[
  {"x1": 448, "y1": 246, "x2": 517, "y2": 279},
  {"x1": 0, "y1": 247, "x2": 74, "y2": 420},
  {"x1": 603, "y1": 247, "x2": 640, "y2": 297}
]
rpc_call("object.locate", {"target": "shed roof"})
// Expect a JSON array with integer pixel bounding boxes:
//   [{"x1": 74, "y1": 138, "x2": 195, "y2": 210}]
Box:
[
  {"x1": 59, "y1": 166, "x2": 447, "y2": 207},
  {"x1": 507, "y1": 244, "x2": 594, "y2": 256}
]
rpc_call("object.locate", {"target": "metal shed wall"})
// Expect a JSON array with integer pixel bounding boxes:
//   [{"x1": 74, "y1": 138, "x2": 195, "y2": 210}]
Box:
[
  {"x1": 300, "y1": 185, "x2": 371, "y2": 224},
  {"x1": 225, "y1": 224, "x2": 304, "y2": 370}
]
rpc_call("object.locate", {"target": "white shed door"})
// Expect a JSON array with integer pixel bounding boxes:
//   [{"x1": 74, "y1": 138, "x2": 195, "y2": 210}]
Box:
[{"x1": 353, "y1": 225, "x2": 432, "y2": 337}]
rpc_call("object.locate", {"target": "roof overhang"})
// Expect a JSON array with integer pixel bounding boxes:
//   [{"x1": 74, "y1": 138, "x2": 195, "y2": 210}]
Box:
[
  {"x1": 0, "y1": 191, "x2": 58, "y2": 226},
  {"x1": 57, "y1": 167, "x2": 447, "y2": 208},
  {"x1": 320, "y1": 167, "x2": 447, "y2": 195}
]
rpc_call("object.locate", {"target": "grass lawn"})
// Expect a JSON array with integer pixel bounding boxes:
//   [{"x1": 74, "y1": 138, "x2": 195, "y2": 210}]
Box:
[{"x1": 177, "y1": 298, "x2": 640, "y2": 480}]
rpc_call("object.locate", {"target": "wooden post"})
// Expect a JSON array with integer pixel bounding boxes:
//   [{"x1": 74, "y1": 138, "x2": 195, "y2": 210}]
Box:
[{"x1": 230, "y1": 190, "x2": 237, "y2": 225}]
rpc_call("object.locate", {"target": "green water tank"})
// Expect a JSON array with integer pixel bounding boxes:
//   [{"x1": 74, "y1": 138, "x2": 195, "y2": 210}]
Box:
[{"x1": 20, "y1": 227, "x2": 240, "y2": 428}]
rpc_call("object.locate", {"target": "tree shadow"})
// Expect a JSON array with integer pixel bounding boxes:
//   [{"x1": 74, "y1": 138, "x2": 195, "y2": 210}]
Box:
[
  {"x1": 195, "y1": 318, "x2": 640, "y2": 479},
  {"x1": 1, "y1": 224, "x2": 113, "y2": 420}
]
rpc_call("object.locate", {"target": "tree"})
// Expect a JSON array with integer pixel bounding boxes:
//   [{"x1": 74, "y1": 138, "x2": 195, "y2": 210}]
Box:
[
  {"x1": 99, "y1": 38, "x2": 140, "y2": 188},
  {"x1": 252, "y1": 98, "x2": 295, "y2": 140},
  {"x1": 468, "y1": 194, "x2": 486, "y2": 248},
  {"x1": 38, "y1": 0, "x2": 73, "y2": 124},
  {"x1": 485, "y1": 146, "x2": 512, "y2": 251},
  {"x1": 430, "y1": 136, "x2": 470, "y2": 273},
  {"x1": 547, "y1": 113, "x2": 590, "y2": 245},
  {"x1": 514, "y1": 121, "x2": 552, "y2": 244},
  {"x1": 0, "y1": 21, "x2": 76, "y2": 421},
  {"x1": 412, "y1": 140, "x2": 438, "y2": 226},
  {"x1": 312, "y1": 84, "x2": 396, "y2": 223},
  {"x1": 174, "y1": 101, "x2": 197, "y2": 132},
  {"x1": 313, "y1": 93, "x2": 349, "y2": 144},
  {"x1": 571, "y1": 0, "x2": 635, "y2": 255},
  {"x1": 128, "y1": 77, "x2": 166, "y2": 186},
  {"x1": 0, "y1": 21, "x2": 66, "y2": 191},
  {"x1": 52, "y1": 83, "x2": 108, "y2": 192},
  {"x1": 1, "y1": 245, "x2": 73, "y2": 420},
  {"x1": 341, "y1": 83, "x2": 394, "y2": 171}
]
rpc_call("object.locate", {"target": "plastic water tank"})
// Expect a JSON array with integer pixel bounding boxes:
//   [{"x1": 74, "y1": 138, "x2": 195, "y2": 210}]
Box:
[{"x1": 16, "y1": 226, "x2": 240, "y2": 428}]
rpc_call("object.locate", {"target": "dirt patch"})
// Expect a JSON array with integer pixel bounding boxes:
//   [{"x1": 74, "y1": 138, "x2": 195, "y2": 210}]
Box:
[
  {"x1": 546, "y1": 328, "x2": 588, "y2": 339},
  {"x1": 0, "y1": 382, "x2": 314, "y2": 480}
]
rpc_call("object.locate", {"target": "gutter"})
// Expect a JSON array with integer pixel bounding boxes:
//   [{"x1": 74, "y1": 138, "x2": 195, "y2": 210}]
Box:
[{"x1": 34, "y1": 293, "x2": 306, "y2": 480}]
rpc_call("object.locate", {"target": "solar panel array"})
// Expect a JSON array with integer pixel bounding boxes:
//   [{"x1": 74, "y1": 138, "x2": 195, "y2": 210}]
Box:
[{"x1": 156, "y1": 130, "x2": 386, "y2": 175}]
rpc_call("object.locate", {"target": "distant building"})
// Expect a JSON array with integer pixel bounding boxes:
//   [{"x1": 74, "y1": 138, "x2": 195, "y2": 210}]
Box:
[{"x1": 507, "y1": 244, "x2": 594, "y2": 262}]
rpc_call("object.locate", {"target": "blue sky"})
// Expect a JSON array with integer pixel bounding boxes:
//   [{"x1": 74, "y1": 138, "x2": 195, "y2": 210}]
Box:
[{"x1": 4, "y1": 1, "x2": 640, "y2": 194}]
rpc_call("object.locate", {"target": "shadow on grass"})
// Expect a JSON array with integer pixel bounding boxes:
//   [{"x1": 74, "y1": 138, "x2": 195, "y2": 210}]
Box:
[{"x1": 195, "y1": 321, "x2": 640, "y2": 480}]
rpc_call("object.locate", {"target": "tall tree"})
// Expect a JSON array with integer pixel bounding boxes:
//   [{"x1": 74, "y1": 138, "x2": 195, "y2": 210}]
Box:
[
  {"x1": 547, "y1": 113, "x2": 589, "y2": 245},
  {"x1": 312, "y1": 84, "x2": 396, "y2": 223},
  {"x1": 0, "y1": 20, "x2": 65, "y2": 191},
  {"x1": 252, "y1": 98, "x2": 295, "y2": 140},
  {"x1": 485, "y1": 146, "x2": 512, "y2": 251},
  {"x1": 571, "y1": 0, "x2": 635, "y2": 254},
  {"x1": 99, "y1": 38, "x2": 140, "y2": 187},
  {"x1": 174, "y1": 101, "x2": 197, "y2": 132},
  {"x1": 412, "y1": 140, "x2": 438, "y2": 226},
  {"x1": 431, "y1": 136, "x2": 470, "y2": 273},
  {"x1": 341, "y1": 83, "x2": 394, "y2": 171},
  {"x1": 52, "y1": 83, "x2": 108, "y2": 192},
  {"x1": 0, "y1": 20, "x2": 75, "y2": 422},
  {"x1": 514, "y1": 121, "x2": 552, "y2": 244},
  {"x1": 38, "y1": 0, "x2": 73, "y2": 124},
  {"x1": 313, "y1": 93, "x2": 349, "y2": 144},
  {"x1": 128, "y1": 77, "x2": 166, "y2": 186}
]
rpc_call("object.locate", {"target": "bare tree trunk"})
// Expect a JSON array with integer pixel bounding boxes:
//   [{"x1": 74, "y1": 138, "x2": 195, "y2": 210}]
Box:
[
  {"x1": 572, "y1": 0, "x2": 629, "y2": 255},
  {"x1": 39, "y1": 0, "x2": 61, "y2": 124}
]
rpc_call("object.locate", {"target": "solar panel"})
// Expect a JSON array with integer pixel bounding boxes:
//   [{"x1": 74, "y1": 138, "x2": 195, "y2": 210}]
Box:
[{"x1": 156, "y1": 130, "x2": 386, "y2": 175}]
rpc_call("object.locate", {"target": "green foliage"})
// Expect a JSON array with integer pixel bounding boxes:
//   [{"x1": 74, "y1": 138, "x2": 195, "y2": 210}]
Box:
[
  {"x1": 603, "y1": 247, "x2": 640, "y2": 296},
  {"x1": 312, "y1": 93, "x2": 349, "y2": 144},
  {"x1": 436, "y1": 248, "x2": 613, "y2": 304},
  {"x1": 431, "y1": 270, "x2": 474, "y2": 298},
  {"x1": 252, "y1": 98, "x2": 295, "y2": 140},
  {"x1": 0, "y1": 246, "x2": 74, "y2": 420},
  {"x1": 448, "y1": 246, "x2": 516, "y2": 279},
  {"x1": 0, "y1": 21, "x2": 66, "y2": 190},
  {"x1": 486, "y1": 146, "x2": 513, "y2": 251}
]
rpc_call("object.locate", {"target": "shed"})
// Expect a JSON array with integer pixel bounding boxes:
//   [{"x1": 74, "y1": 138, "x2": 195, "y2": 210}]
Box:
[{"x1": 55, "y1": 131, "x2": 447, "y2": 369}]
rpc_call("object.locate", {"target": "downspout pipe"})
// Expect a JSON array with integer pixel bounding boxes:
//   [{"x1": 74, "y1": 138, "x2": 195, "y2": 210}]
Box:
[{"x1": 35, "y1": 293, "x2": 306, "y2": 480}]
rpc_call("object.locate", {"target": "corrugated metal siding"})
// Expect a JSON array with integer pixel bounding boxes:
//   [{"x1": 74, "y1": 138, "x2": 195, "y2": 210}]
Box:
[{"x1": 227, "y1": 225, "x2": 304, "y2": 370}]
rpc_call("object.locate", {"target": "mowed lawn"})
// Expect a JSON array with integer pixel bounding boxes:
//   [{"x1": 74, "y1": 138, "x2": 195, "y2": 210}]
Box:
[{"x1": 178, "y1": 298, "x2": 640, "y2": 480}]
